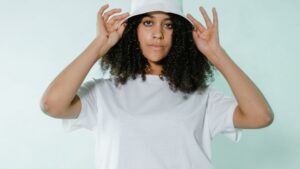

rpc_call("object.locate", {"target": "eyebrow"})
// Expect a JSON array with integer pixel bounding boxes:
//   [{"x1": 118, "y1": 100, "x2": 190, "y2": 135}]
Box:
[{"x1": 144, "y1": 14, "x2": 172, "y2": 21}]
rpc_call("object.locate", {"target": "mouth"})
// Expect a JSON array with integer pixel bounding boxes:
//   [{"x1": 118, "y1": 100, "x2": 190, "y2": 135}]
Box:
[{"x1": 149, "y1": 44, "x2": 164, "y2": 50}]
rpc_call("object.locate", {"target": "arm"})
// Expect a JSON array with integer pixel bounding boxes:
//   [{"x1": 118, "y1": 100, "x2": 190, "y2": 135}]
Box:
[
  {"x1": 187, "y1": 7, "x2": 274, "y2": 129},
  {"x1": 211, "y1": 47, "x2": 274, "y2": 128},
  {"x1": 40, "y1": 4, "x2": 129, "y2": 118},
  {"x1": 40, "y1": 38, "x2": 105, "y2": 118}
]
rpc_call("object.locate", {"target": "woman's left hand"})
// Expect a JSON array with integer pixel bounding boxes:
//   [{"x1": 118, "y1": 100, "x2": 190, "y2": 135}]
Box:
[{"x1": 187, "y1": 7, "x2": 223, "y2": 65}]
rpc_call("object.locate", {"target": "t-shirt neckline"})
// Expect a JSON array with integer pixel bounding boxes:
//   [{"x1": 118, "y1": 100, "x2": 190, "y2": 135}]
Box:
[{"x1": 133, "y1": 74, "x2": 166, "y2": 84}]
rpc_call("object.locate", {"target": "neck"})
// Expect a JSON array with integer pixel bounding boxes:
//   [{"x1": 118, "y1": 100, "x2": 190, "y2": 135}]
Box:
[{"x1": 145, "y1": 62, "x2": 163, "y2": 75}]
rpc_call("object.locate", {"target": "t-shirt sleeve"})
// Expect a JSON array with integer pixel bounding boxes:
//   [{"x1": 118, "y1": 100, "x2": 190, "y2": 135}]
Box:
[
  {"x1": 205, "y1": 87, "x2": 242, "y2": 143},
  {"x1": 61, "y1": 78, "x2": 99, "y2": 133}
]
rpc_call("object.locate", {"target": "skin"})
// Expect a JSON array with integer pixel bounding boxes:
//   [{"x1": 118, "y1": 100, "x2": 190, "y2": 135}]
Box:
[
  {"x1": 135, "y1": 7, "x2": 274, "y2": 128},
  {"x1": 186, "y1": 7, "x2": 274, "y2": 128},
  {"x1": 41, "y1": 3, "x2": 274, "y2": 130},
  {"x1": 136, "y1": 12, "x2": 173, "y2": 75},
  {"x1": 97, "y1": 4, "x2": 274, "y2": 129},
  {"x1": 95, "y1": 4, "x2": 130, "y2": 55}
]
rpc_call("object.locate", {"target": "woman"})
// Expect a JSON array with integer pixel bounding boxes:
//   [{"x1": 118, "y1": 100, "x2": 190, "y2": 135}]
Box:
[{"x1": 40, "y1": 0, "x2": 274, "y2": 168}]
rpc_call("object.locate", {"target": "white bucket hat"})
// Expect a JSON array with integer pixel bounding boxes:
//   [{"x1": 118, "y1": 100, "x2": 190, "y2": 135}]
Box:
[{"x1": 123, "y1": 0, "x2": 192, "y2": 25}]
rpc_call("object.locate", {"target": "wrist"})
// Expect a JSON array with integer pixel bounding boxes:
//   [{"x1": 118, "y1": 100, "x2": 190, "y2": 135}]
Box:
[
  {"x1": 212, "y1": 48, "x2": 234, "y2": 72},
  {"x1": 92, "y1": 37, "x2": 110, "y2": 58},
  {"x1": 206, "y1": 46, "x2": 226, "y2": 65}
]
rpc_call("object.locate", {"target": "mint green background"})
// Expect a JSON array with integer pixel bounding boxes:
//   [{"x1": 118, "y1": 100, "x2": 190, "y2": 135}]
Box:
[{"x1": 0, "y1": 0, "x2": 298, "y2": 169}]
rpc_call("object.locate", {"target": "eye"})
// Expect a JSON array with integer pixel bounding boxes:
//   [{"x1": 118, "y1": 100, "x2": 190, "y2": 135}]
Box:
[
  {"x1": 165, "y1": 23, "x2": 173, "y2": 29},
  {"x1": 143, "y1": 20, "x2": 153, "y2": 26}
]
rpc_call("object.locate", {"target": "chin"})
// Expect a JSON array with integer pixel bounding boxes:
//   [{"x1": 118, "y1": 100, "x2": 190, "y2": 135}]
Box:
[
  {"x1": 145, "y1": 55, "x2": 164, "y2": 61},
  {"x1": 148, "y1": 57, "x2": 164, "y2": 62},
  {"x1": 144, "y1": 52, "x2": 167, "y2": 59},
  {"x1": 146, "y1": 55, "x2": 168, "y2": 65}
]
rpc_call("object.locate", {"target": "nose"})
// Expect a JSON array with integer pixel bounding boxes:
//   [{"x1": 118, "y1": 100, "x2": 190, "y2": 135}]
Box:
[{"x1": 152, "y1": 26, "x2": 164, "y2": 39}]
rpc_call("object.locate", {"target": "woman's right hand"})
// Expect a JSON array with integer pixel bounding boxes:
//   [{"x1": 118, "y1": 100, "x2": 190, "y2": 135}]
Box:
[{"x1": 96, "y1": 4, "x2": 129, "y2": 54}]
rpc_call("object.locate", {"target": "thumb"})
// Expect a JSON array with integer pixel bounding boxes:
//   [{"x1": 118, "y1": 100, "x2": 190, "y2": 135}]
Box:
[
  {"x1": 117, "y1": 23, "x2": 127, "y2": 37},
  {"x1": 192, "y1": 29, "x2": 199, "y2": 39}
]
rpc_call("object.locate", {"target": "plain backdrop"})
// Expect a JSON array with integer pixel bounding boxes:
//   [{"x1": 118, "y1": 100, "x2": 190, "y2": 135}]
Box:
[{"x1": 0, "y1": 0, "x2": 299, "y2": 169}]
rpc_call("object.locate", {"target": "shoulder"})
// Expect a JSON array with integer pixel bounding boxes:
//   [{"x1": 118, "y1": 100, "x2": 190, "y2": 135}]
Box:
[
  {"x1": 83, "y1": 77, "x2": 114, "y2": 86},
  {"x1": 193, "y1": 86, "x2": 215, "y2": 97},
  {"x1": 77, "y1": 78, "x2": 113, "y2": 96},
  {"x1": 80, "y1": 78, "x2": 103, "y2": 89},
  {"x1": 193, "y1": 86, "x2": 235, "y2": 104},
  {"x1": 203, "y1": 86, "x2": 229, "y2": 97}
]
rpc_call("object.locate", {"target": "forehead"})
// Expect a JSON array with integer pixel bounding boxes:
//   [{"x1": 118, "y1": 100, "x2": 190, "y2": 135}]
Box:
[{"x1": 143, "y1": 11, "x2": 171, "y2": 20}]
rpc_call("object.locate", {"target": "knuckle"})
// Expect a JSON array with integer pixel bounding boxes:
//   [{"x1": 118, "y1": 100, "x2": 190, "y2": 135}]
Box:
[
  {"x1": 103, "y1": 14, "x2": 108, "y2": 19},
  {"x1": 111, "y1": 15, "x2": 117, "y2": 20}
]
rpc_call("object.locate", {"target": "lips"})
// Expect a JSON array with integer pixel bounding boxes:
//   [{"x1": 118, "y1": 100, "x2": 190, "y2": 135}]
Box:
[{"x1": 149, "y1": 44, "x2": 164, "y2": 50}]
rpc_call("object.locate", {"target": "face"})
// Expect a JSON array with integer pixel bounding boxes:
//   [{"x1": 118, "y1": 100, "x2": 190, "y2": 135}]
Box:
[{"x1": 137, "y1": 11, "x2": 173, "y2": 65}]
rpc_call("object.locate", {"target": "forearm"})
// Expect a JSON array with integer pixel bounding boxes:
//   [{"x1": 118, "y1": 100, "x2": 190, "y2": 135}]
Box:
[
  {"x1": 41, "y1": 37, "x2": 106, "y2": 114},
  {"x1": 212, "y1": 47, "x2": 273, "y2": 120}
]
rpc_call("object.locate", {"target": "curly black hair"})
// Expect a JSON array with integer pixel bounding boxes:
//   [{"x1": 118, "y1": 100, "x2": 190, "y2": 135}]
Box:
[{"x1": 98, "y1": 13, "x2": 216, "y2": 94}]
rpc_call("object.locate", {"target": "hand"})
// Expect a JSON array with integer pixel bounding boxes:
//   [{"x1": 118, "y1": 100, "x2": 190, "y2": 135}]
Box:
[
  {"x1": 96, "y1": 4, "x2": 129, "y2": 53},
  {"x1": 187, "y1": 7, "x2": 223, "y2": 65}
]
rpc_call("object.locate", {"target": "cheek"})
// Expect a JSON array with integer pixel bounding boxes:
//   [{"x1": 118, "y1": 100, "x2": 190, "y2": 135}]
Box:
[
  {"x1": 165, "y1": 32, "x2": 173, "y2": 50},
  {"x1": 167, "y1": 31, "x2": 173, "y2": 42},
  {"x1": 137, "y1": 30, "x2": 150, "y2": 51}
]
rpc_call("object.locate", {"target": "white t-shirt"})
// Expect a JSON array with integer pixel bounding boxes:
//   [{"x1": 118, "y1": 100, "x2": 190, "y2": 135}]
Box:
[{"x1": 62, "y1": 74, "x2": 242, "y2": 169}]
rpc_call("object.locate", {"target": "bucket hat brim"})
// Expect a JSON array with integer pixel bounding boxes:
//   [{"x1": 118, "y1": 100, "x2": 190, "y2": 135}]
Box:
[{"x1": 121, "y1": 0, "x2": 193, "y2": 26}]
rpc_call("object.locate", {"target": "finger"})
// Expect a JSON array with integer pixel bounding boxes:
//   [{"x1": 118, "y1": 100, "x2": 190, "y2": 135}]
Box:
[
  {"x1": 196, "y1": 30, "x2": 201, "y2": 38},
  {"x1": 108, "y1": 12, "x2": 129, "y2": 24},
  {"x1": 97, "y1": 4, "x2": 109, "y2": 18},
  {"x1": 199, "y1": 6, "x2": 213, "y2": 29},
  {"x1": 186, "y1": 13, "x2": 206, "y2": 32},
  {"x1": 115, "y1": 13, "x2": 130, "y2": 29},
  {"x1": 193, "y1": 29, "x2": 201, "y2": 38},
  {"x1": 192, "y1": 29, "x2": 200, "y2": 40},
  {"x1": 117, "y1": 22, "x2": 127, "y2": 37},
  {"x1": 103, "y1": 8, "x2": 122, "y2": 22},
  {"x1": 109, "y1": 13, "x2": 129, "y2": 30},
  {"x1": 212, "y1": 7, "x2": 218, "y2": 31}
]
